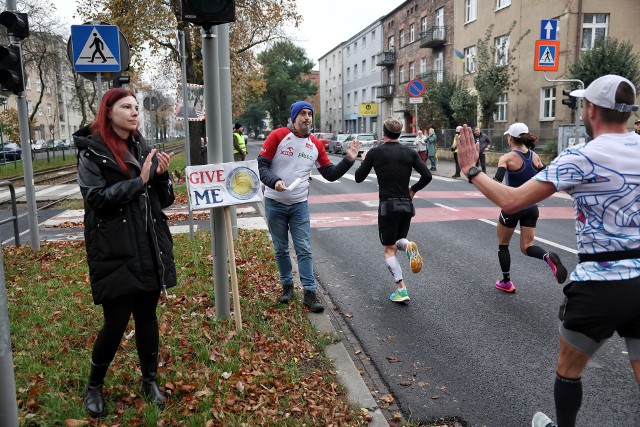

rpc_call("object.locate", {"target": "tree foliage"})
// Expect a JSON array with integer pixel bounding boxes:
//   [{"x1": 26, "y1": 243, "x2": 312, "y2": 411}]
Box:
[
  {"x1": 568, "y1": 37, "x2": 640, "y2": 88},
  {"x1": 257, "y1": 41, "x2": 317, "y2": 128},
  {"x1": 422, "y1": 77, "x2": 475, "y2": 129},
  {"x1": 0, "y1": 109, "x2": 20, "y2": 143},
  {"x1": 474, "y1": 23, "x2": 530, "y2": 129}
]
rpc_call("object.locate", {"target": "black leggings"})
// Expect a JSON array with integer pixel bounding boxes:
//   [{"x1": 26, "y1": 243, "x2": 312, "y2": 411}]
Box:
[{"x1": 92, "y1": 290, "x2": 160, "y2": 366}]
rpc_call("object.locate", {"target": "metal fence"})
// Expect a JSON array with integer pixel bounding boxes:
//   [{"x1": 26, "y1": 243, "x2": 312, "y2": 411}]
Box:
[{"x1": 433, "y1": 127, "x2": 561, "y2": 155}]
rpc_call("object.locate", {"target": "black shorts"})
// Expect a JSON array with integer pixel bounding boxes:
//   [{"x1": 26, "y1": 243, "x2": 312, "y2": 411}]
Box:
[
  {"x1": 559, "y1": 278, "x2": 640, "y2": 342},
  {"x1": 378, "y1": 212, "x2": 412, "y2": 246},
  {"x1": 499, "y1": 205, "x2": 539, "y2": 228}
]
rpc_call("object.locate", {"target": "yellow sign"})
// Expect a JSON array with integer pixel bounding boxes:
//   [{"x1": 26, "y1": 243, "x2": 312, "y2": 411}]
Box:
[{"x1": 359, "y1": 103, "x2": 378, "y2": 116}]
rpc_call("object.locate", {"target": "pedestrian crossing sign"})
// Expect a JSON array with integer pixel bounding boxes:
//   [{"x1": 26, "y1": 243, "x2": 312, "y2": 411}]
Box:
[
  {"x1": 70, "y1": 25, "x2": 121, "y2": 72},
  {"x1": 533, "y1": 40, "x2": 560, "y2": 72}
]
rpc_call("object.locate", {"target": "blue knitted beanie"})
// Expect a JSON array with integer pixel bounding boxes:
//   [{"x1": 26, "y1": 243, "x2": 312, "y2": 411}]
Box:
[{"x1": 290, "y1": 101, "x2": 314, "y2": 123}]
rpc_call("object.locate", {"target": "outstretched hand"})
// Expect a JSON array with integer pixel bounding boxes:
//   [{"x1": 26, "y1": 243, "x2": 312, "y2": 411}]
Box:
[
  {"x1": 346, "y1": 139, "x2": 361, "y2": 161},
  {"x1": 456, "y1": 125, "x2": 479, "y2": 176}
]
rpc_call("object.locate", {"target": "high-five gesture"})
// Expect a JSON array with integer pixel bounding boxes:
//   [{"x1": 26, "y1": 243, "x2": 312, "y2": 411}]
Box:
[{"x1": 346, "y1": 139, "x2": 361, "y2": 161}]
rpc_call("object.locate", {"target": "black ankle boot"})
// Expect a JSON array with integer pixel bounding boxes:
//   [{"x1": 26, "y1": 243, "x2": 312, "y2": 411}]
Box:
[
  {"x1": 303, "y1": 290, "x2": 324, "y2": 313},
  {"x1": 279, "y1": 285, "x2": 294, "y2": 304},
  {"x1": 140, "y1": 352, "x2": 166, "y2": 407},
  {"x1": 83, "y1": 361, "x2": 109, "y2": 418}
]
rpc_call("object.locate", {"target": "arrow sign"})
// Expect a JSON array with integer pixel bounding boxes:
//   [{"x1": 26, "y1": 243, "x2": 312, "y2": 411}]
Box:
[
  {"x1": 540, "y1": 19, "x2": 559, "y2": 41},
  {"x1": 407, "y1": 78, "x2": 426, "y2": 97}
]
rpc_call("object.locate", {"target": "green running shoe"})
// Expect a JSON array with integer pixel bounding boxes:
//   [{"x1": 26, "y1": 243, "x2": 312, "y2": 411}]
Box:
[{"x1": 390, "y1": 287, "x2": 410, "y2": 302}]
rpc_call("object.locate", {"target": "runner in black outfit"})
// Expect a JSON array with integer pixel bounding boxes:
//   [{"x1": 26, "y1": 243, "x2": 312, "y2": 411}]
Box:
[{"x1": 354, "y1": 118, "x2": 432, "y2": 302}]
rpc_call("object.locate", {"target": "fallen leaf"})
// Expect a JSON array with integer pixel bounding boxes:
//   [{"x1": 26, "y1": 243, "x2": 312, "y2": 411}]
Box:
[
  {"x1": 386, "y1": 356, "x2": 400, "y2": 363},
  {"x1": 64, "y1": 420, "x2": 89, "y2": 427}
]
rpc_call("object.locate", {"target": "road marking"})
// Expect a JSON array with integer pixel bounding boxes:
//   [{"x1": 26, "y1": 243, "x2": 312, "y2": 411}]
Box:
[
  {"x1": 433, "y1": 203, "x2": 459, "y2": 211},
  {"x1": 477, "y1": 218, "x2": 577, "y2": 254}
]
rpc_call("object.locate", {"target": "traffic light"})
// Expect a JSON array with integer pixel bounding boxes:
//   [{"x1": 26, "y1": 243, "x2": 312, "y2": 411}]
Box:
[
  {"x1": 0, "y1": 11, "x2": 29, "y2": 40},
  {"x1": 0, "y1": 44, "x2": 24, "y2": 93},
  {"x1": 112, "y1": 75, "x2": 130, "y2": 88},
  {"x1": 181, "y1": 0, "x2": 235, "y2": 26},
  {"x1": 562, "y1": 88, "x2": 577, "y2": 109}
]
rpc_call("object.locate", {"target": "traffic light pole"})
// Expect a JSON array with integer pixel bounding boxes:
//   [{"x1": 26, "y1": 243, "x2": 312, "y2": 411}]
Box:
[
  {"x1": 545, "y1": 73, "x2": 584, "y2": 147},
  {"x1": 178, "y1": 30, "x2": 194, "y2": 240},
  {"x1": 1, "y1": 2, "x2": 22, "y2": 426},
  {"x1": 202, "y1": 25, "x2": 230, "y2": 319}
]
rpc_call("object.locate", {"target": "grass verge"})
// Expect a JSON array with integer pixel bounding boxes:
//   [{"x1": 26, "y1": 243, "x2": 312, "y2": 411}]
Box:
[{"x1": 5, "y1": 230, "x2": 368, "y2": 426}]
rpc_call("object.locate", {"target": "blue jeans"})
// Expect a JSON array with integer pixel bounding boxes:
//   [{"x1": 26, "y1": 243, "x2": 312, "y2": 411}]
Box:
[
  {"x1": 428, "y1": 155, "x2": 437, "y2": 169},
  {"x1": 264, "y1": 198, "x2": 316, "y2": 292}
]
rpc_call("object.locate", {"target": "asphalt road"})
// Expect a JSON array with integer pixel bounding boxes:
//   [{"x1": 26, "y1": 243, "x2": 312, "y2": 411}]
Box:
[{"x1": 306, "y1": 151, "x2": 639, "y2": 426}]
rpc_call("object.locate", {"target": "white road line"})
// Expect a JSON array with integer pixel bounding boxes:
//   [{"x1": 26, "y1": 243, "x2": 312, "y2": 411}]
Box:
[
  {"x1": 433, "y1": 203, "x2": 459, "y2": 212},
  {"x1": 477, "y1": 218, "x2": 577, "y2": 254}
]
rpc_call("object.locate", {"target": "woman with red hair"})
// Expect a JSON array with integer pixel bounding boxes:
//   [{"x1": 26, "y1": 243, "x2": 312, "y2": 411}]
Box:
[{"x1": 74, "y1": 88, "x2": 176, "y2": 417}]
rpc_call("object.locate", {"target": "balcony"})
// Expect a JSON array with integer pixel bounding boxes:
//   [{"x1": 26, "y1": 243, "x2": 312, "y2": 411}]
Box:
[
  {"x1": 375, "y1": 84, "x2": 394, "y2": 99},
  {"x1": 417, "y1": 69, "x2": 445, "y2": 84},
  {"x1": 419, "y1": 26, "x2": 446, "y2": 48},
  {"x1": 375, "y1": 51, "x2": 395, "y2": 67}
]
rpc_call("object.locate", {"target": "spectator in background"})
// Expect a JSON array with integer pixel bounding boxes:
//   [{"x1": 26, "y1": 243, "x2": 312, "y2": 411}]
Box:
[
  {"x1": 233, "y1": 122, "x2": 247, "y2": 161},
  {"x1": 200, "y1": 137, "x2": 207, "y2": 164},
  {"x1": 634, "y1": 119, "x2": 640, "y2": 135},
  {"x1": 474, "y1": 127, "x2": 492, "y2": 173},
  {"x1": 450, "y1": 126, "x2": 462, "y2": 178},
  {"x1": 74, "y1": 87, "x2": 176, "y2": 417},
  {"x1": 414, "y1": 130, "x2": 427, "y2": 163},
  {"x1": 426, "y1": 128, "x2": 437, "y2": 171}
]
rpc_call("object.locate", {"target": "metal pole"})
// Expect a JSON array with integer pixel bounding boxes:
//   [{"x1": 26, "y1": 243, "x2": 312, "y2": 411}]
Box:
[
  {"x1": 1, "y1": 2, "x2": 21, "y2": 424},
  {"x1": 218, "y1": 24, "x2": 237, "y2": 239},
  {"x1": 414, "y1": 103, "x2": 418, "y2": 133},
  {"x1": 202, "y1": 25, "x2": 230, "y2": 319},
  {"x1": 96, "y1": 72, "x2": 103, "y2": 103},
  {"x1": 179, "y1": 30, "x2": 194, "y2": 240}
]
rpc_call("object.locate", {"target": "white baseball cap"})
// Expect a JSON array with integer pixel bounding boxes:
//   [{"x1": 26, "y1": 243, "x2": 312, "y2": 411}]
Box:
[
  {"x1": 504, "y1": 122, "x2": 528, "y2": 137},
  {"x1": 569, "y1": 74, "x2": 639, "y2": 112}
]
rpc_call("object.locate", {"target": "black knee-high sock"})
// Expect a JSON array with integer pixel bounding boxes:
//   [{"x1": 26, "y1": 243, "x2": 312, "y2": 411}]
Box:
[
  {"x1": 498, "y1": 245, "x2": 510, "y2": 282},
  {"x1": 554, "y1": 373, "x2": 582, "y2": 427},
  {"x1": 526, "y1": 245, "x2": 547, "y2": 260}
]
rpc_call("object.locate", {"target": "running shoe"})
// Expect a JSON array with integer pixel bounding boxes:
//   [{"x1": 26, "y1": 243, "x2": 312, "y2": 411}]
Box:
[
  {"x1": 405, "y1": 241, "x2": 423, "y2": 273},
  {"x1": 545, "y1": 252, "x2": 568, "y2": 284},
  {"x1": 390, "y1": 288, "x2": 410, "y2": 302},
  {"x1": 495, "y1": 279, "x2": 516, "y2": 293},
  {"x1": 531, "y1": 412, "x2": 557, "y2": 427}
]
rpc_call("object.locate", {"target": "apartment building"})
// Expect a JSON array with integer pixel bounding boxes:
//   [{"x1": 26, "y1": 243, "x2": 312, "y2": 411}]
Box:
[
  {"x1": 342, "y1": 21, "x2": 384, "y2": 134},
  {"x1": 455, "y1": 0, "x2": 640, "y2": 139},
  {"x1": 319, "y1": 44, "x2": 344, "y2": 133}
]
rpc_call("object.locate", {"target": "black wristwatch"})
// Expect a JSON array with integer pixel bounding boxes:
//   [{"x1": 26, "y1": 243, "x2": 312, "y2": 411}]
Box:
[{"x1": 466, "y1": 166, "x2": 482, "y2": 183}]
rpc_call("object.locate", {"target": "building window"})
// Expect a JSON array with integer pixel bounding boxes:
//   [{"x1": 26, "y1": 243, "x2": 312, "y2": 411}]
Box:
[
  {"x1": 354, "y1": 91, "x2": 358, "y2": 106},
  {"x1": 494, "y1": 93, "x2": 508, "y2": 122},
  {"x1": 38, "y1": 106, "x2": 43, "y2": 116},
  {"x1": 496, "y1": 0, "x2": 511, "y2": 10},
  {"x1": 465, "y1": 0, "x2": 477, "y2": 23},
  {"x1": 388, "y1": 70, "x2": 395, "y2": 86},
  {"x1": 388, "y1": 35, "x2": 394, "y2": 50},
  {"x1": 25, "y1": 77, "x2": 30, "y2": 90},
  {"x1": 354, "y1": 41, "x2": 357, "y2": 52},
  {"x1": 36, "y1": 78, "x2": 41, "y2": 92},
  {"x1": 434, "y1": 52, "x2": 443, "y2": 83},
  {"x1": 347, "y1": 93, "x2": 351, "y2": 108},
  {"x1": 410, "y1": 24, "x2": 415, "y2": 43},
  {"x1": 494, "y1": 35, "x2": 509, "y2": 65},
  {"x1": 464, "y1": 46, "x2": 477, "y2": 74},
  {"x1": 354, "y1": 64, "x2": 358, "y2": 79},
  {"x1": 2, "y1": 100, "x2": 7, "y2": 111},
  {"x1": 582, "y1": 14, "x2": 608, "y2": 50},
  {"x1": 26, "y1": 100, "x2": 32, "y2": 114},
  {"x1": 362, "y1": 88, "x2": 366, "y2": 102},
  {"x1": 420, "y1": 58, "x2": 426, "y2": 74},
  {"x1": 421, "y1": 17, "x2": 427, "y2": 34},
  {"x1": 399, "y1": 65, "x2": 405, "y2": 83},
  {"x1": 399, "y1": 29, "x2": 405, "y2": 48},
  {"x1": 347, "y1": 46, "x2": 350, "y2": 56},
  {"x1": 371, "y1": 55, "x2": 375, "y2": 71},
  {"x1": 362, "y1": 60, "x2": 366, "y2": 75},
  {"x1": 371, "y1": 30, "x2": 375, "y2": 42},
  {"x1": 409, "y1": 62, "x2": 415, "y2": 80},
  {"x1": 541, "y1": 87, "x2": 556, "y2": 120},
  {"x1": 362, "y1": 36, "x2": 366, "y2": 48}
]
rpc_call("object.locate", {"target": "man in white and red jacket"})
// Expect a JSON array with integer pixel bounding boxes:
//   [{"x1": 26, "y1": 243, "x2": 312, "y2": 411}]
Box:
[{"x1": 258, "y1": 101, "x2": 360, "y2": 312}]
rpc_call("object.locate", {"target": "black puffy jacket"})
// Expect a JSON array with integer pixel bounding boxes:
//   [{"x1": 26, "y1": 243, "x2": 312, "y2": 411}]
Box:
[{"x1": 74, "y1": 126, "x2": 177, "y2": 305}]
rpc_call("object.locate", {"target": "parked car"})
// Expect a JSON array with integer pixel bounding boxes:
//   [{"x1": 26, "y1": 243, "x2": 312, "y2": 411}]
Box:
[
  {"x1": 63, "y1": 139, "x2": 73, "y2": 148},
  {"x1": 328, "y1": 133, "x2": 349, "y2": 154},
  {"x1": 398, "y1": 133, "x2": 418, "y2": 149},
  {"x1": 32, "y1": 139, "x2": 47, "y2": 151},
  {"x1": 0, "y1": 142, "x2": 22, "y2": 161},
  {"x1": 344, "y1": 133, "x2": 377, "y2": 156},
  {"x1": 46, "y1": 139, "x2": 65, "y2": 150},
  {"x1": 312, "y1": 132, "x2": 333, "y2": 150},
  {"x1": 257, "y1": 133, "x2": 266, "y2": 140}
]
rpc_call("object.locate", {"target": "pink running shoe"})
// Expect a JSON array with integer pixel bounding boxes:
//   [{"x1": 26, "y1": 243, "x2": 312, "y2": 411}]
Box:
[{"x1": 495, "y1": 279, "x2": 516, "y2": 293}]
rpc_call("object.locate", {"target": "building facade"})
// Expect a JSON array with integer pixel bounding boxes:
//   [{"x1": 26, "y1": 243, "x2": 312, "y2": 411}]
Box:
[
  {"x1": 319, "y1": 44, "x2": 344, "y2": 133},
  {"x1": 341, "y1": 21, "x2": 383, "y2": 135}
]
